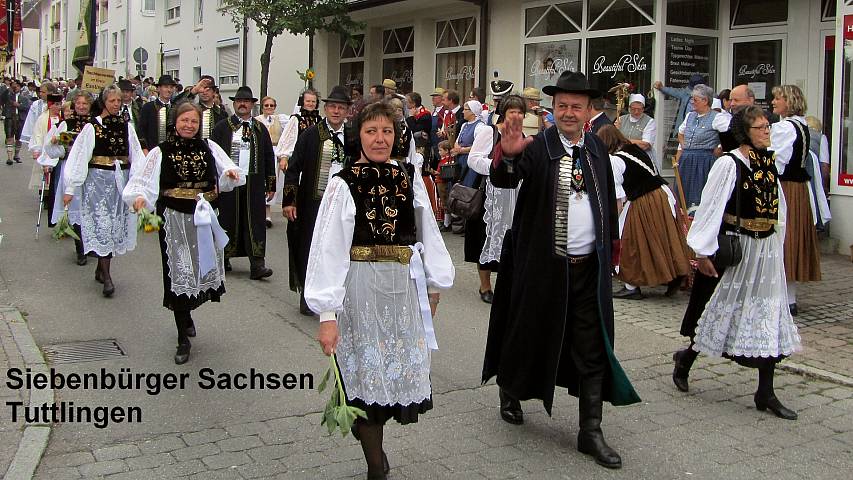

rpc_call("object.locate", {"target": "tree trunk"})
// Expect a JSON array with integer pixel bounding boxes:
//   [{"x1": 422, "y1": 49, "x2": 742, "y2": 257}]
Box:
[{"x1": 259, "y1": 32, "x2": 275, "y2": 98}]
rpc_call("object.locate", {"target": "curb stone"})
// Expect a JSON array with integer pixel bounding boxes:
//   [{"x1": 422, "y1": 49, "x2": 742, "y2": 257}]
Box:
[
  {"x1": 778, "y1": 361, "x2": 853, "y2": 388},
  {"x1": 2, "y1": 307, "x2": 53, "y2": 480}
]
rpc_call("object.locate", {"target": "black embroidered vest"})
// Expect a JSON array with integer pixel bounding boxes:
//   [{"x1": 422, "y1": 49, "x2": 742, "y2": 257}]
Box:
[
  {"x1": 337, "y1": 162, "x2": 417, "y2": 247},
  {"x1": 722, "y1": 150, "x2": 779, "y2": 238},
  {"x1": 615, "y1": 144, "x2": 666, "y2": 201},
  {"x1": 295, "y1": 109, "x2": 321, "y2": 134},
  {"x1": 391, "y1": 121, "x2": 412, "y2": 159},
  {"x1": 90, "y1": 116, "x2": 130, "y2": 169},
  {"x1": 158, "y1": 138, "x2": 219, "y2": 214},
  {"x1": 778, "y1": 119, "x2": 811, "y2": 183}
]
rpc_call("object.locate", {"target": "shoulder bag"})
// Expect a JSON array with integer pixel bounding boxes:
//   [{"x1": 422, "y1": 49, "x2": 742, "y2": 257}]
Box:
[{"x1": 712, "y1": 154, "x2": 743, "y2": 270}]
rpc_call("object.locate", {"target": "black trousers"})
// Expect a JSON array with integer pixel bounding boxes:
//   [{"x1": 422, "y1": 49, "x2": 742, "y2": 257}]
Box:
[{"x1": 561, "y1": 256, "x2": 607, "y2": 379}]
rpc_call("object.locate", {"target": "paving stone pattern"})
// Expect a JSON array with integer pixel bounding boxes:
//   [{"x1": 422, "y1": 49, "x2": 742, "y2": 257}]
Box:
[{"x1": 0, "y1": 310, "x2": 25, "y2": 476}]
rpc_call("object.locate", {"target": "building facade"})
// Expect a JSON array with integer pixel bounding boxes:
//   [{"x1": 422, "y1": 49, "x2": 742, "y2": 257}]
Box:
[
  {"x1": 314, "y1": 0, "x2": 852, "y2": 253},
  {"x1": 21, "y1": 0, "x2": 309, "y2": 111}
]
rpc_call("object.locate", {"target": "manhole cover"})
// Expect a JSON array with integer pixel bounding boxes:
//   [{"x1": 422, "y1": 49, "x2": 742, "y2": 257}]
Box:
[{"x1": 42, "y1": 339, "x2": 126, "y2": 364}]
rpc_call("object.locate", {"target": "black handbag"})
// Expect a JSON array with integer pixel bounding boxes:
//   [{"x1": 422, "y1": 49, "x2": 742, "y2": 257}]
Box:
[
  {"x1": 712, "y1": 154, "x2": 743, "y2": 270},
  {"x1": 440, "y1": 161, "x2": 461, "y2": 181},
  {"x1": 447, "y1": 176, "x2": 486, "y2": 219}
]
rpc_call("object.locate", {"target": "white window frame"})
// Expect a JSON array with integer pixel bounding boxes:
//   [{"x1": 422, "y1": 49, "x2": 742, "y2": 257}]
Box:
[
  {"x1": 433, "y1": 15, "x2": 480, "y2": 92},
  {"x1": 166, "y1": 0, "x2": 182, "y2": 24},
  {"x1": 112, "y1": 32, "x2": 118, "y2": 63},
  {"x1": 729, "y1": 0, "x2": 788, "y2": 29},
  {"x1": 141, "y1": 0, "x2": 155, "y2": 16},
  {"x1": 381, "y1": 24, "x2": 415, "y2": 60},
  {"x1": 339, "y1": 33, "x2": 365, "y2": 86},
  {"x1": 119, "y1": 29, "x2": 126, "y2": 63},
  {"x1": 163, "y1": 50, "x2": 181, "y2": 80},
  {"x1": 217, "y1": 38, "x2": 241, "y2": 88},
  {"x1": 194, "y1": 0, "x2": 204, "y2": 29}
]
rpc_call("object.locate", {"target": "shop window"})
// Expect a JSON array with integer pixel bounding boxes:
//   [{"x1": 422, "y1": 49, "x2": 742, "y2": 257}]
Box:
[
  {"x1": 731, "y1": 39, "x2": 782, "y2": 110},
  {"x1": 588, "y1": 0, "x2": 654, "y2": 31},
  {"x1": 586, "y1": 33, "x2": 653, "y2": 96},
  {"x1": 838, "y1": 14, "x2": 853, "y2": 187},
  {"x1": 667, "y1": 0, "x2": 718, "y2": 30},
  {"x1": 383, "y1": 27, "x2": 414, "y2": 55},
  {"x1": 436, "y1": 51, "x2": 476, "y2": 98},
  {"x1": 730, "y1": 0, "x2": 787, "y2": 27},
  {"x1": 821, "y1": 0, "x2": 835, "y2": 21},
  {"x1": 382, "y1": 57, "x2": 413, "y2": 94},
  {"x1": 524, "y1": 2, "x2": 582, "y2": 38},
  {"x1": 340, "y1": 34, "x2": 365, "y2": 59},
  {"x1": 436, "y1": 17, "x2": 476, "y2": 49},
  {"x1": 523, "y1": 40, "x2": 581, "y2": 106}
]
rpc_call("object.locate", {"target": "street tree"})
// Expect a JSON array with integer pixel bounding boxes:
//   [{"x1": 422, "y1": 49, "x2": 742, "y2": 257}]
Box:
[{"x1": 220, "y1": 0, "x2": 364, "y2": 98}]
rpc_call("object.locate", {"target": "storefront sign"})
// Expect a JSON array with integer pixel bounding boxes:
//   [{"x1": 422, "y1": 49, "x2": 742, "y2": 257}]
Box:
[
  {"x1": 591, "y1": 54, "x2": 648, "y2": 79},
  {"x1": 524, "y1": 40, "x2": 580, "y2": 90},
  {"x1": 339, "y1": 62, "x2": 364, "y2": 88},
  {"x1": 445, "y1": 65, "x2": 476, "y2": 83},
  {"x1": 661, "y1": 34, "x2": 717, "y2": 169},
  {"x1": 436, "y1": 51, "x2": 476, "y2": 97},
  {"x1": 732, "y1": 39, "x2": 782, "y2": 109},
  {"x1": 838, "y1": 15, "x2": 853, "y2": 187},
  {"x1": 586, "y1": 34, "x2": 653, "y2": 98}
]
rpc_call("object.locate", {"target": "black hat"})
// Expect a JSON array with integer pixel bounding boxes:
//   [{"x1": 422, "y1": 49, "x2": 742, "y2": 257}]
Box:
[
  {"x1": 489, "y1": 79, "x2": 514, "y2": 97},
  {"x1": 154, "y1": 75, "x2": 178, "y2": 86},
  {"x1": 322, "y1": 85, "x2": 352, "y2": 104},
  {"x1": 228, "y1": 86, "x2": 258, "y2": 102},
  {"x1": 542, "y1": 71, "x2": 601, "y2": 99},
  {"x1": 46, "y1": 93, "x2": 64, "y2": 103},
  {"x1": 117, "y1": 79, "x2": 134, "y2": 91}
]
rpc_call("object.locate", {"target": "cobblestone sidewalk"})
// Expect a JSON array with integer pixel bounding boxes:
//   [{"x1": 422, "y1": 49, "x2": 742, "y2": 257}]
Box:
[
  {"x1": 0, "y1": 309, "x2": 26, "y2": 475},
  {"x1": 34, "y1": 352, "x2": 853, "y2": 480}
]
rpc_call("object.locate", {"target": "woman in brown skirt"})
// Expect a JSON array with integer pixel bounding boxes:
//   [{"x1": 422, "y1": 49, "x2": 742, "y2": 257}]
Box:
[
  {"x1": 770, "y1": 85, "x2": 821, "y2": 316},
  {"x1": 597, "y1": 125, "x2": 690, "y2": 299}
]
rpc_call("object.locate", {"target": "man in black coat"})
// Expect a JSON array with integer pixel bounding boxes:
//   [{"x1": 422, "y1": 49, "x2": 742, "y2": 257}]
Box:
[
  {"x1": 482, "y1": 71, "x2": 639, "y2": 470},
  {"x1": 282, "y1": 85, "x2": 350, "y2": 315},
  {"x1": 210, "y1": 86, "x2": 276, "y2": 279},
  {"x1": 136, "y1": 75, "x2": 178, "y2": 152},
  {"x1": 118, "y1": 79, "x2": 141, "y2": 128},
  {"x1": 588, "y1": 96, "x2": 612, "y2": 134},
  {"x1": 173, "y1": 75, "x2": 228, "y2": 140}
]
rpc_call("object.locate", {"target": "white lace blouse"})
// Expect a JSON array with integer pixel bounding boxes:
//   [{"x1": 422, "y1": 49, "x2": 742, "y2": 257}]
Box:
[{"x1": 62, "y1": 117, "x2": 146, "y2": 195}]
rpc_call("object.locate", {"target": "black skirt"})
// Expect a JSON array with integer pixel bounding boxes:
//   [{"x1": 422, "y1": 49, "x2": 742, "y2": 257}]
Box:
[
  {"x1": 679, "y1": 269, "x2": 722, "y2": 338},
  {"x1": 464, "y1": 209, "x2": 499, "y2": 271}
]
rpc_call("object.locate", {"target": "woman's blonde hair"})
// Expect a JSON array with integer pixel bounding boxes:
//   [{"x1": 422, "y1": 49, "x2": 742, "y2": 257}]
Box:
[{"x1": 771, "y1": 85, "x2": 807, "y2": 116}]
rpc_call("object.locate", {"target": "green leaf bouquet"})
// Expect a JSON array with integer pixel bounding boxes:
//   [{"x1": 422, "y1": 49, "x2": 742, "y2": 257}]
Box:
[{"x1": 318, "y1": 354, "x2": 367, "y2": 437}]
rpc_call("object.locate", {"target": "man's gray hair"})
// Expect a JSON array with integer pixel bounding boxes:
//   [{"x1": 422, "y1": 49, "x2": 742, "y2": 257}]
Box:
[
  {"x1": 691, "y1": 84, "x2": 715, "y2": 104},
  {"x1": 43, "y1": 82, "x2": 59, "y2": 94}
]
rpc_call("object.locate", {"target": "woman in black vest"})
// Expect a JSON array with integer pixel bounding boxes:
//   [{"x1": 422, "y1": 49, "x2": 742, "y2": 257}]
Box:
[
  {"x1": 681, "y1": 106, "x2": 801, "y2": 420},
  {"x1": 124, "y1": 102, "x2": 242, "y2": 364},
  {"x1": 62, "y1": 85, "x2": 145, "y2": 297},
  {"x1": 597, "y1": 125, "x2": 690, "y2": 300}
]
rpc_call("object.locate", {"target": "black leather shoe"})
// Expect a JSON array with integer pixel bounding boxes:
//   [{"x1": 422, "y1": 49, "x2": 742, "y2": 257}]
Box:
[
  {"x1": 789, "y1": 303, "x2": 798, "y2": 317},
  {"x1": 499, "y1": 388, "x2": 524, "y2": 425},
  {"x1": 224, "y1": 259, "x2": 232, "y2": 272},
  {"x1": 174, "y1": 340, "x2": 191, "y2": 365},
  {"x1": 76, "y1": 253, "x2": 88, "y2": 266},
  {"x1": 755, "y1": 394, "x2": 798, "y2": 420},
  {"x1": 265, "y1": 218, "x2": 273, "y2": 228},
  {"x1": 102, "y1": 277, "x2": 115, "y2": 297},
  {"x1": 672, "y1": 349, "x2": 698, "y2": 393},
  {"x1": 249, "y1": 267, "x2": 273, "y2": 280},
  {"x1": 5, "y1": 159, "x2": 11, "y2": 165},
  {"x1": 613, "y1": 286, "x2": 643, "y2": 300},
  {"x1": 578, "y1": 429, "x2": 622, "y2": 469},
  {"x1": 479, "y1": 289, "x2": 494, "y2": 304},
  {"x1": 665, "y1": 276, "x2": 684, "y2": 297}
]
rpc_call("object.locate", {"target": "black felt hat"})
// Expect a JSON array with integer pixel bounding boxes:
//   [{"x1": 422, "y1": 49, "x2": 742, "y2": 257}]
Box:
[
  {"x1": 117, "y1": 79, "x2": 134, "y2": 91},
  {"x1": 46, "y1": 93, "x2": 64, "y2": 103},
  {"x1": 541, "y1": 71, "x2": 601, "y2": 99},
  {"x1": 322, "y1": 85, "x2": 352, "y2": 104},
  {"x1": 228, "y1": 86, "x2": 258, "y2": 102},
  {"x1": 489, "y1": 79, "x2": 514, "y2": 98},
  {"x1": 154, "y1": 75, "x2": 178, "y2": 86}
]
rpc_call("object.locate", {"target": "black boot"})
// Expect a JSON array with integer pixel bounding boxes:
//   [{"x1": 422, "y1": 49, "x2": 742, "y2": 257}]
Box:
[
  {"x1": 672, "y1": 346, "x2": 698, "y2": 392},
  {"x1": 499, "y1": 388, "x2": 524, "y2": 425},
  {"x1": 174, "y1": 311, "x2": 192, "y2": 364},
  {"x1": 249, "y1": 256, "x2": 273, "y2": 280},
  {"x1": 755, "y1": 362, "x2": 797, "y2": 420},
  {"x1": 74, "y1": 229, "x2": 87, "y2": 265},
  {"x1": 577, "y1": 376, "x2": 622, "y2": 469},
  {"x1": 99, "y1": 257, "x2": 115, "y2": 297}
]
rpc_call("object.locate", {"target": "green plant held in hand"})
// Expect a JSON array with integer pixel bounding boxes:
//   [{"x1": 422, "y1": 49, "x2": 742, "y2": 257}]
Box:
[
  {"x1": 52, "y1": 210, "x2": 80, "y2": 241},
  {"x1": 137, "y1": 208, "x2": 164, "y2": 233},
  {"x1": 318, "y1": 354, "x2": 367, "y2": 437}
]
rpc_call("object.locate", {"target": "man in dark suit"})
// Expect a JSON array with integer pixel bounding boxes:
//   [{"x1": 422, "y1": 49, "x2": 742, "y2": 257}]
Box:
[
  {"x1": 173, "y1": 75, "x2": 228, "y2": 139},
  {"x1": 1, "y1": 80, "x2": 31, "y2": 164},
  {"x1": 588, "y1": 96, "x2": 612, "y2": 134},
  {"x1": 210, "y1": 86, "x2": 276, "y2": 280},
  {"x1": 482, "y1": 71, "x2": 639, "y2": 470},
  {"x1": 136, "y1": 75, "x2": 178, "y2": 152},
  {"x1": 118, "y1": 79, "x2": 141, "y2": 129}
]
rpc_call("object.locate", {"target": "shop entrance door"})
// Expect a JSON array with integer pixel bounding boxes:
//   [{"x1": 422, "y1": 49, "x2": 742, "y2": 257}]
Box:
[{"x1": 728, "y1": 35, "x2": 785, "y2": 111}]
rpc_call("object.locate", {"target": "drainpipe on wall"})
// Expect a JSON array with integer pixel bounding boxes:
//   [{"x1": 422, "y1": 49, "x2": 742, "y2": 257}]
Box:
[{"x1": 477, "y1": 0, "x2": 488, "y2": 90}]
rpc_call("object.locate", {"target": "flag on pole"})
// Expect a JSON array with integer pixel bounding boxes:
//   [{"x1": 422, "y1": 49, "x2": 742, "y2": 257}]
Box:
[{"x1": 72, "y1": 0, "x2": 96, "y2": 74}]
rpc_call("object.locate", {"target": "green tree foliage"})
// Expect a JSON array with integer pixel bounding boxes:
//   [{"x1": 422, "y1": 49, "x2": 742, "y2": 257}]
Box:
[{"x1": 220, "y1": 0, "x2": 364, "y2": 97}]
